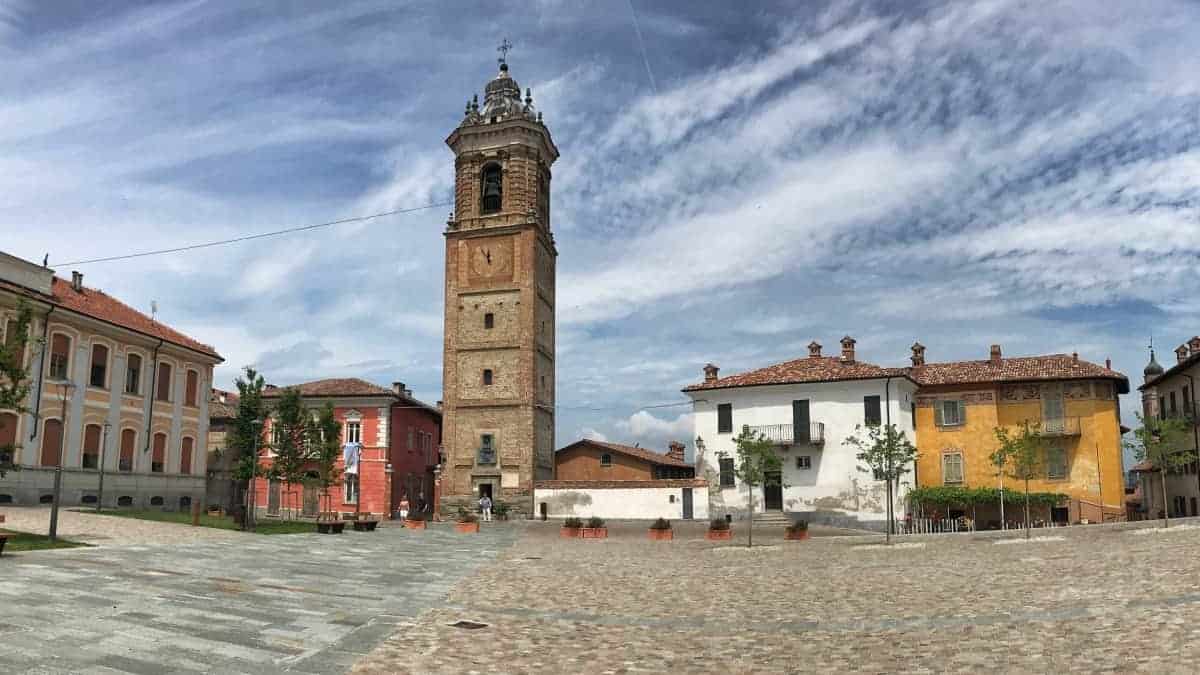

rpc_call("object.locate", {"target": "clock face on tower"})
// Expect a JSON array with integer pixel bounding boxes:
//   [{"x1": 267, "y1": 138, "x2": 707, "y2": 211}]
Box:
[{"x1": 467, "y1": 237, "x2": 514, "y2": 282}]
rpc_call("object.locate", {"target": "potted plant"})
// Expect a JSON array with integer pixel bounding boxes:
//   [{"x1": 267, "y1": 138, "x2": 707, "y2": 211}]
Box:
[
  {"x1": 493, "y1": 500, "x2": 510, "y2": 521},
  {"x1": 560, "y1": 517, "x2": 583, "y2": 538},
  {"x1": 785, "y1": 520, "x2": 810, "y2": 541},
  {"x1": 455, "y1": 508, "x2": 480, "y2": 534},
  {"x1": 405, "y1": 511, "x2": 429, "y2": 530},
  {"x1": 706, "y1": 517, "x2": 732, "y2": 541},
  {"x1": 580, "y1": 516, "x2": 608, "y2": 539},
  {"x1": 648, "y1": 517, "x2": 673, "y2": 541}
]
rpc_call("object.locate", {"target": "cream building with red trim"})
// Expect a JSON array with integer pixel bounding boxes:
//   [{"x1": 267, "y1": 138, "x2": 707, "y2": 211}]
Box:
[{"x1": 0, "y1": 251, "x2": 223, "y2": 510}]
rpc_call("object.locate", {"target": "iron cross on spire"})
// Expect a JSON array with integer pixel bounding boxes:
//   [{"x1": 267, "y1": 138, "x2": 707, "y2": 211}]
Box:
[{"x1": 497, "y1": 38, "x2": 513, "y2": 65}]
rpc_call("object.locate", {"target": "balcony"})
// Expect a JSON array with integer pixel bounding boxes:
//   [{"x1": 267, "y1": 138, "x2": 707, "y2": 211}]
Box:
[
  {"x1": 1037, "y1": 417, "x2": 1081, "y2": 437},
  {"x1": 745, "y1": 422, "x2": 825, "y2": 446}
]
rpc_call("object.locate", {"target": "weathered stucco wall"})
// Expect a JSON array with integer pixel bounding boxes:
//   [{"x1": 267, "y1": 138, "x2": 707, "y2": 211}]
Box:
[
  {"x1": 535, "y1": 482, "x2": 708, "y2": 520},
  {"x1": 555, "y1": 446, "x2": 655, "y2": 481}
]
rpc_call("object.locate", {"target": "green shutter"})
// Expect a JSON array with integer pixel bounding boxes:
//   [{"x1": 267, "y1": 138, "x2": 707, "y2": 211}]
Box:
[
  {"x1": 934, "y1": 402, "x2": 944, "y2": 426},
  {"x1": 957, "y1": 400, "x2": 967, "y2": 426}
]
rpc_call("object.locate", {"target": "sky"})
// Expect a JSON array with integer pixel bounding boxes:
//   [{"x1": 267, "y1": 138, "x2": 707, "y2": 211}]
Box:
[{"x1": 3, "y1": 0, "x2": 1200, "y2": 459}]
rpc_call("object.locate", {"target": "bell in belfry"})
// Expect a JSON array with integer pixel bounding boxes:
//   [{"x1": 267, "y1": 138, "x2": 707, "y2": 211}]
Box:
[{"x1": 481, "y1": 166, "x2": 502, "y2": 213}]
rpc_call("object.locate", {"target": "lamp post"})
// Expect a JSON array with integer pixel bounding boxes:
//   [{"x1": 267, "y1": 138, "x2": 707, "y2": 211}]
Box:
[
  {"x1": 97, "y1": 422, "x2": 111, "y2": 513},
  {"x1": 49, "y1": 381, "x2": 76, "y2": 541}
]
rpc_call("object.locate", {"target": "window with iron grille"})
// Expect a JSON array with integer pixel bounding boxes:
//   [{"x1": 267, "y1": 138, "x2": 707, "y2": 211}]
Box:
[
  {"x1": 600, "y1": 453, "x2": 612, "y2": 467},
  {"x1": 796, "y1": 455, "x2": 811, "y2": 470}
]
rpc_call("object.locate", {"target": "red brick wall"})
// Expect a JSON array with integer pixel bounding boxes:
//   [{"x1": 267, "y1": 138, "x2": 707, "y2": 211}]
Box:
[{"x1": 389, "y1": 404, "x2": 441, "y2": 513}]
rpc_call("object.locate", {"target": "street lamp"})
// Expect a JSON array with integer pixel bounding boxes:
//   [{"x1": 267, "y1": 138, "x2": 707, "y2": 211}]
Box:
[
  {"x1": 49, "y1": 381, "x2": 76, "y2": 541},
  {"x1": 97, "y1": 422, "x2": 111, "y2": 513}
]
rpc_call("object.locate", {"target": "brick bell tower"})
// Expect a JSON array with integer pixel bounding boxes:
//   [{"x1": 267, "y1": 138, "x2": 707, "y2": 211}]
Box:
[{"x1": 440, "y1": 47, "x2": 558, "y2": 518}]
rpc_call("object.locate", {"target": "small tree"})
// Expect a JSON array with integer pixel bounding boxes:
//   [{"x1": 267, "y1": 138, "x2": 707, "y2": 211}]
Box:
[
  {"x1": 992, "y1": 421, "x2": 1046, "y2": 539},
  {"x1": 310, "y1": 402, "x2": 342, "y2": 520},
  {"x1": 844, "y1": 423, "x2": 918, "y2": 544},
  {"x1": 1126, "y1": 412, "x2": 1192, "y2": 528},
  {"x1": 723, "y1": 426, "x2": 782, "y2": 548},
  {"x1": 270, "y1": 387, "x2": 308, "y2": 519},
  {"x1": 0, "y1": 301, "x2": 35, "y2": 478},
  {"x1": 229, "y1": 367, "x2": 269, "y2": 530}
]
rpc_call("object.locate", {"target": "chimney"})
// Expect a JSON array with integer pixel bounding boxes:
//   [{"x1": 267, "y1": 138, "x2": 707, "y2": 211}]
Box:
[
  {"x1": 393, "y1": 381, "x2": 407, "y2": 396},
  {"x1": 71, "y1": 271, "x2": 84, "y2": 292},
  {"x1": 436, "y1": 400, "x2": 443, "y2": 410},
  {"x1": 1106, "y1": 358, "x2": 1112, "y2": 370},
  {"x1": 1177, "y1": 345, "x2": 1189, "y2": 364},
  {"x1": 840, "y1": 336, "x2": 856, "y2": 363},
  {"x1": 666, "y1": 441, "x2": 685, "y2": 462},
  {"x1": 1072, "y1": 352, "x2": 1079, "y2": 365},
  {"x1": 808, "y1": 341, "x2": 822, "y2": 359},
  {"x1": 989, "y1": 344, "x2": 1002, "y2": 365},
  {"x1": 910, "y1": 342, "x2": 926, "y2": 367},
  {"x1": 1190, "y1": 336, "x2": 1200, "y2": 355},
  {"x1": 703, "y1": 363, "x2": 719, "y2": 383}
]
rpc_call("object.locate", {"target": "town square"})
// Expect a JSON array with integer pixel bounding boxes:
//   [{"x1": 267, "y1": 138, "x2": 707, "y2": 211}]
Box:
[{"x1": 5, "y1": 1, "x2": 1200, "y2": 672}]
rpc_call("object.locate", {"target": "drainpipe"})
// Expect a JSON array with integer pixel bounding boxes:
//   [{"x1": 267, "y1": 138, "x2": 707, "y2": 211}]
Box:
[
  {"x1": 28, "y1": 305, "x2": 55, "y2": 441},
  {"x1": 143, "y1": 339, "x2": 164, "y2": 453}
]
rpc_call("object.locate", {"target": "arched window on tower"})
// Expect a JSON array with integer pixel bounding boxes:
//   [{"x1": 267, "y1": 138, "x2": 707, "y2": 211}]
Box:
[{"x1": 481, "y1": 164, "x2": 502, "y2": 214}]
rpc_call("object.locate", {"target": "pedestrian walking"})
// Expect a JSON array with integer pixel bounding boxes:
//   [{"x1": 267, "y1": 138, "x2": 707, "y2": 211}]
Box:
[{"x1": 479, "y1": 494, "x2": 493, "y2": 522}]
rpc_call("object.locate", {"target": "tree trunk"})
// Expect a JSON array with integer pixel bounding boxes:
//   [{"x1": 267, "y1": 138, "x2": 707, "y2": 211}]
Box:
[
  {"x1": 747, "y1": 481, "x2": 754, "y2": 549},
  {"x1": 1162, "y1": 470, "x2": 1170, "y2": 529},
  {"x1": 1024, "y1": 478, "x2": 1031, "y2": 540}
]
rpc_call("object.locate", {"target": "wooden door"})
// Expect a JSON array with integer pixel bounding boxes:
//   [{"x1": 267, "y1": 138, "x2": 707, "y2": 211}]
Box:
[
  {"x1": 302, "y1": 483, "x2": 319, "y2": 517},
  {"x1": 793, "y1": 400, "x2": 810, "y2": 444},
  {"x1": 682, "y1": 488, "x2": 694, "y2": 520},
  {"x1": 764, "y1": 471, "x2": 783, "y2": 511}
]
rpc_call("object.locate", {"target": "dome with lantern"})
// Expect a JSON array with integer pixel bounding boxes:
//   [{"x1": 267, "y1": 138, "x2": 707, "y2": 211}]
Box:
[{"x1": 461, "y1": 60, "x2": 541, "y2": 127}]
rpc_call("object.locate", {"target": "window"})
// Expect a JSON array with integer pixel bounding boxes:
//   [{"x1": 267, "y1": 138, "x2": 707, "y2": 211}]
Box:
[
  {"x1": 89, "y1": 344, "x2": 108, "y2": 388},
  {"x1": 717, "y1": 404, "x2": 733, "y2": 434},
  {"x1": 156, "y1": 363, "x2": 172, "y2": 402},
  {"x1": 1170, "y1": 391, "x2": 1179, "y2": 417},
  {"x1": 125, "y1": 354, "x2": 142, "y2": 395},
  {"x1": 478, "y1": 434, "x2": 496, "y2": 464},
  {"x1": 481, "y1": 164, "x2": 502, "y2": 214},
  {"x1": 600, "y1": 453, "x2": 612, "y2": 467},
  {"x1": 346, "y1": 421, "x2": 362, "y2": 444},
  {"x1": 864, "y1": 395, "x2": 882, "y2": 426},
  {"x1": 151, "y1": 433, "x2": 166, "y2": 473},
  {"x1": 408, "y1": 428, "x2": 414, "y2": 450},
  {"x1": 484, "y1": 313, "x2": 494, "y2": 329},
  {"x1": 344, "y1": 474, "x2": 359, "y2": 503},
  {"x1": 119, "y1": 429, "x2": 135, "y2": 472},
  {"x1": 796, "y1": 455, "x2": 811, "y2": 470},
  {"x1": 40, "y1": 419, "x2": 63, "y2": 467},
  {"x1": 936, "y1": 400, "x2": 966, "y2": 427},
  {"x1": 1186, "y1": 386, "x2": 1194, "y2": 414},
  {"x1": 1046, "y1": 444, "x2": 1068, "y2": 479},
  {"x1": 0, "y1": 413, "x2": 17, "y2": 464},
  {"x1": 180, "y1": 437, "x2": 193, "y2": 475},
  {"x1": 49, "y1": 334, "x2": 70, "y2": 380},
  {"x1": 942, "y1": 452, "x2": 964, "y2": 484},
  {"x1": 483, "y1": 369, "x2": 493, "y2": 386},
  {"x1": 82, "y1": 424, "x2": 101, "y2": 469},
  {"x1": 185, "y1": 370, "x2": 199, "y2": 407},
  {"x1": 3, "y1": 318, "x2": 20, "y2": 351},
  {"x1": 719, "y1": 457, "x2": 735, "y2": 487}
]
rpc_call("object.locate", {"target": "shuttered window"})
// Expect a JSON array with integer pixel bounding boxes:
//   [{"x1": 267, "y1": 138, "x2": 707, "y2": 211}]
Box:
[
  {"x1": 152, "y1": 433, "x2": 167, "y2": 473},
  {"x1": 717, "y1": 404, "x2": 733, "y2": 434},
  {"x1": 125, "y1": 354, "x2": 142, "y2": 395},
  {"x1": 49, "y1": 334, "x2": 70, "y2": 380},
  {"x1": 89, "y1": 344, "x2": 108, "y2": 388},
  {"x1": 1046, "y1": 444, "x2": 1068, "y2": 480},
  {"x1": 156, "y1": 363, "x2": 172, "y2": 402},
  {"x1": 180, "y1": 437, "x2": 193, "y2": 475},
  {"x1": 934, "y1": 400, "x2": 966, "y2": 427},
  {"x1": 792, "y1": 400, "x2": 810, "y2": 443},
  {"x1": 41, "y1": 419, "x2": 63, "y2": 467},
  {"x1": 942, "y1": 452, "x2": 964, "y2": 484},
  {"x1": 185, "y1": 370, "x2": 199, "y2": 407},
  {"x1": 82, "y1": 424, "x2": 102, "y2": 469},
  {"x1": 864, "y1": 396, "x2": 882, "y2": 426},
  {"x1": 119, "y1": 429, "x2": 135, "y2": 472},
  {"x1": 719, "y1": 457, "x2": 735, "y2": 487}
]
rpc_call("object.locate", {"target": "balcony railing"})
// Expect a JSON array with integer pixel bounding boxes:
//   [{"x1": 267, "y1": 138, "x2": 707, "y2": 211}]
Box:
[
  {"x1": 745, "y1": 422, "x2": 825, "y2": 446},
  {"x1": 1037, "y1": 417, "x2": 1081, "y2": 437}
]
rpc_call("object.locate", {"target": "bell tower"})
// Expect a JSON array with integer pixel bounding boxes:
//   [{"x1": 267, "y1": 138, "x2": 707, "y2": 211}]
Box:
[{"x1": 440, "y1": 47, "x2": 558, "y2": 518}]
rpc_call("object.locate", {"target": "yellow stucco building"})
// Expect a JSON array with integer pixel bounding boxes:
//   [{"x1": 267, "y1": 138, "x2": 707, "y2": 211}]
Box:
[{"x1": 908, "y1": 343, "x2": 1128, "y2": 525}]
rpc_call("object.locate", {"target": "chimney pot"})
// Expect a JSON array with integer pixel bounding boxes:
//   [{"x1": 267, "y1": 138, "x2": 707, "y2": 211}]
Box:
[
  {"x1": 666, "y1": 441, "x2": 686, "y2": 462},
  {"x1": 910, "y1": 341, "x2": 926, "y2": 367},
  {"x1": 703, "y1": 363, "x2": 719, "y2": 383},
  {"x1": 1106, "y1": 358, "x2": 1111, "y2": 370},
  {"x1": 393, "y1": 381, "x2": 406, "y2": 396},
  {"x1": 808, "y1": 341, "x2": 822, "y2": 359},
  {"x1": 989, "y1": 344, "x2": 1002, "y2": 365},
  {"x1": 71, "y1": 271, "x2": 83, "y2": 292},
  {"x1": 1189, "y1": 336, "x2": 1200, "y2": 355},
  {"x1": 840, "y1": 336, "x2": 856, "y2": 363},
  {"x1": 1177, "y1": 345, "x2": 1189, "y2": 364}
]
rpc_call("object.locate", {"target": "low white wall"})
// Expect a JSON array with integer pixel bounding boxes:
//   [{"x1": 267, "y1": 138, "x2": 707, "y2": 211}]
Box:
[{"x1": 536, "y1": 486, "x2": 709, "y2": 521}]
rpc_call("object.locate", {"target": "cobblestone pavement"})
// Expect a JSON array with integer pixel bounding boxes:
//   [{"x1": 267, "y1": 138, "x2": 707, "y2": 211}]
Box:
[
  {"x1": 0, "y1": 521, "x2": 520, "y2": 673},
  {"x1": 1, "y1": 506, "x2": 245, "y2": 545},
  {"x1": 354, "y1": 520, "x2": 1200, "y2": 674}
]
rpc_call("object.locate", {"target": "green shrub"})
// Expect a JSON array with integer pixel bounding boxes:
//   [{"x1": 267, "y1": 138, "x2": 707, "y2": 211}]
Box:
[
  {"x1": 586, "y1": 516, "x2": 605, "y2": 529},
  {"x1": 563, "y1": 517, "x2": 583, "y2": 529},
  {"x1": 708, "y1": 518, "x2": 729, "y2": 531},
  {"x1": 649, "y1": 517, "x2": 671, "y2": 530}
]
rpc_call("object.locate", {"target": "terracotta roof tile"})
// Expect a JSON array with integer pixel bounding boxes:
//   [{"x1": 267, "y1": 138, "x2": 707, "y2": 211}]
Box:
[
  {"x1": 909, "y1": 354, "x2": 1129, "y2": 392},
  {"x1": 683, "y1": 356, "x2": 908, "y2": 391},
  {"x1": 263, "y1": 378, "x2": 396, "y2": 398},
  {"x1": 558, "y1": 439, "x2": 693, "y2": 468}
]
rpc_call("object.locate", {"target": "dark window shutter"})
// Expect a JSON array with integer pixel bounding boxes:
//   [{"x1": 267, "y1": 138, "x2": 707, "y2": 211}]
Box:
[
  {"x1": 956, "y1": 400, "x2": 966, "y2": 425},
  {"x1": 864, "y1": 396, "x2": 881, "y2": 426},
  {"x1": 793, "y1": 400, "x2": 810, "y2": 443},
  {"x1": 717, "y1": 404, "x2": 733, "y2": 434},
  {"x1": 934, "y1": 402, "x2": 944, "y2": 427}
]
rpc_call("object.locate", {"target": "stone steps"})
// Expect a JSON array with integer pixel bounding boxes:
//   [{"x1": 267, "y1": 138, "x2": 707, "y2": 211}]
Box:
[{"x1": 753, "y1": 511, "x2": 792, "y2": 525}]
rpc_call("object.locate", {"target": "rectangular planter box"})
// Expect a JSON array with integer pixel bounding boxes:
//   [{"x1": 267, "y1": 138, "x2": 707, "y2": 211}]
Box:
[
  {"x1": 785, "y1": 530, "x2": 810, "y2": 541},
  {"x1": 317, "y1": 521, "x2": 345, "y2": 534},
  {"x1": 560, "y1": 527, "x2": 581, "y2": 539},
  {"x1": 580, "y1": 527, "x2": 608, "y2": 539},
  {"x1": 352, "y1": 520, "x2": 379, "y2": 532},
  {"x1": 405, "y1": 519, "x2": 427, "y2": 530},
  {"x1": 647, "y1": 529, "x2": 674, "y2": 541},
  {"x1": 455, "y1": 522, "x2": 480, "y2": 534},
  {"x1": 706, "y1": 529, "x2": 733, "y2": 541}
]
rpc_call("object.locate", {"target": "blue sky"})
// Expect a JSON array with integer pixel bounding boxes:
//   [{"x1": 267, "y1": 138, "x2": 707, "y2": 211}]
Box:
[{"x1": 4, "y1": 1, "x2": 1200, "y2": 456}]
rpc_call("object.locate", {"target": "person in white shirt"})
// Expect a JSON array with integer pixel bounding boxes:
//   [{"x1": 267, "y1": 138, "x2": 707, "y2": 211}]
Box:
[{"x1": 479, "y1": 494, "x2": 493, "y2": 522}]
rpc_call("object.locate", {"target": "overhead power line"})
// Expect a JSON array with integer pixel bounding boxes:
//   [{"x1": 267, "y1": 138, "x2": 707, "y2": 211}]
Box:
[{"x1": 56, "y1": 200, "x2": 453, "y2": 267}]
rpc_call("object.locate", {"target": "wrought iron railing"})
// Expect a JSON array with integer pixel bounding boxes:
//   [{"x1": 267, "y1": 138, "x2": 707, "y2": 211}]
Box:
[
  {"x1": 1037, "y1": 416, "x2": 1081, "y2": 437},
  {"x1": 745, "y1": 422, "x2": 825, "y2": 446}
]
